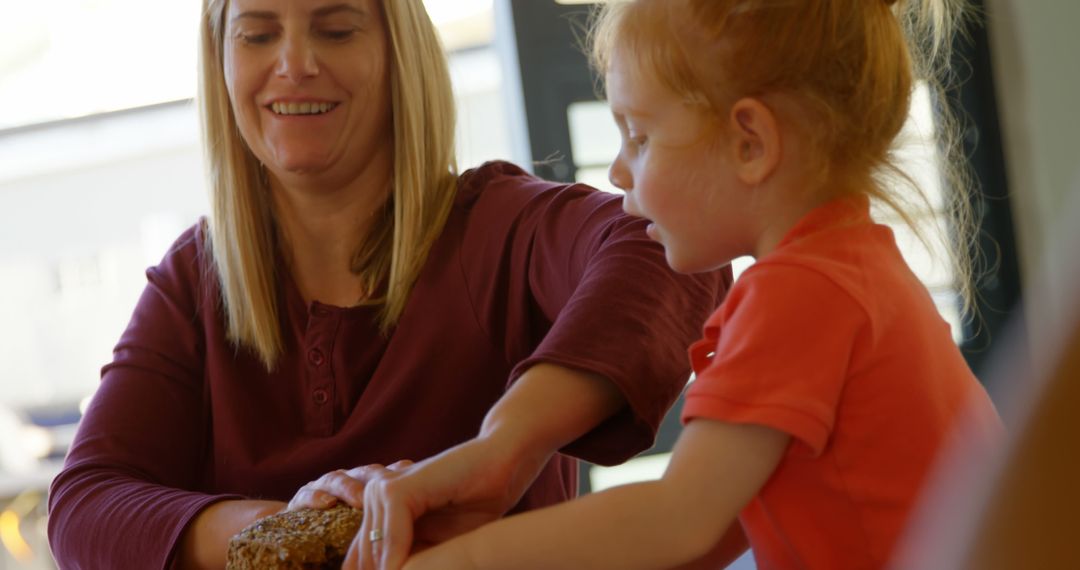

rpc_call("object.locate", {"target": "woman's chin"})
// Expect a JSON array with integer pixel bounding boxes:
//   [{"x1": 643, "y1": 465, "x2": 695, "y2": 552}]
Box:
[{"x1": 272, "y1": 156, "x2": 332, "y2": 177}]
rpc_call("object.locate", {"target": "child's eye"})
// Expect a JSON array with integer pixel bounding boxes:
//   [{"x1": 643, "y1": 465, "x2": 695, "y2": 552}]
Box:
[{"x1": 629, "y1": 134, "x2": 648, "y2": 149}]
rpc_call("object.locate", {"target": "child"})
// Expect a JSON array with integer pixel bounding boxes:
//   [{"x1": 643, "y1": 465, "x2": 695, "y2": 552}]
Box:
[{"x1": 396, "y1": 0, "x2": 1002, "y2": 568}]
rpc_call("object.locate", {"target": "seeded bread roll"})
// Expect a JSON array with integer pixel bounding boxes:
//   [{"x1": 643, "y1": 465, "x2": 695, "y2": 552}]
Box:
[{"x1": 225, "y1": 505, "x2": 362, "y2": 570}]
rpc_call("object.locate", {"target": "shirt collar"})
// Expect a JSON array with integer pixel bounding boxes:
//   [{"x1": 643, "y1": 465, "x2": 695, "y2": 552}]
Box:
[{"x1": 775, "y1": 194, "x2": 872, "y2": 251}]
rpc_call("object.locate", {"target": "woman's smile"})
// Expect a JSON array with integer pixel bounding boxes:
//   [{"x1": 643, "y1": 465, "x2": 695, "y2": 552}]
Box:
[
  {"x1": 224, "y1": 0, "x2": 392, "y2": 181},
  {"x1": 266, "y1": 100, "x2": 341, "y2": 116}
]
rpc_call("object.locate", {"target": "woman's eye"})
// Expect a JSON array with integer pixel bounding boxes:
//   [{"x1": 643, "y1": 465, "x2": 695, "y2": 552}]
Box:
[
  {"x1": 238, "y1": 32, "x2": 274, "y2": 45},
  {"x1": 319, "y1": 28, "x2": 357, "y2": 41},
  {"x1": 629, "y1": 134, "x2": 648, "y2": 149}
]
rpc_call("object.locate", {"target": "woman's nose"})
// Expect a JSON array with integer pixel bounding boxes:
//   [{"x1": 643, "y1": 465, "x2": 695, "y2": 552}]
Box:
[{"x1": 275, "y1": 37, "x2": 319, "y2": 82}]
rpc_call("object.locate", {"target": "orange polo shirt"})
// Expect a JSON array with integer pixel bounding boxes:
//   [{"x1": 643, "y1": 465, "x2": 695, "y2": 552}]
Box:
[{"x1": 683, "y1": 196, "x2": 1001, "y2": 569}]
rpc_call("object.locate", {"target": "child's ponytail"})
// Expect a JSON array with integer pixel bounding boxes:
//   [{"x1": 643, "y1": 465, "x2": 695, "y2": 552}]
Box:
[{"x1": 892, "y1": 0, "x2": 980, "y2": 323}]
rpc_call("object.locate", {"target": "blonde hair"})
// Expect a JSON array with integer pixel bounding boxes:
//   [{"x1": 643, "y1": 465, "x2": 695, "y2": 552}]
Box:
[
  {"x1": 591, "y1": 0, "x2": 978, "y2": 318},
  {"x1": 199, "y1": 0, "x2": 458, "y2": 370}
]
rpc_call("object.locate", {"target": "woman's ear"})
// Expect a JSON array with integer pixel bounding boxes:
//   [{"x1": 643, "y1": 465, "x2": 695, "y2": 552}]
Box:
[{"x1": 728, "y1": 98, "x2": 781, "y2": 186}]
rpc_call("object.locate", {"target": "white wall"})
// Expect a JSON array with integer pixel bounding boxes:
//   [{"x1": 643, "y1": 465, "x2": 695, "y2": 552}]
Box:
[{"x1": 0, "y1": 103, "x2": 207, "y2": 406}]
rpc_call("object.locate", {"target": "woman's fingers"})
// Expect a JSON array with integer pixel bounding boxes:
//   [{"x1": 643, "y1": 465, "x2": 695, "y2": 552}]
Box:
[
  {"x1": 387, "y1": 459, "x2": 414, "y2": 471},
  {"x1": 359, "y1": 471, "x2": 386, "y2": 570},
  {"x1": 354, "y1": 464, "x2": 420, "y2": 570},
  {"x1": 287, "y1": 484, "x2": 338, "y2": 511},
  {"x1": 343, "y1": 534, "x2": 362, "y2": 569},
  {"x1": 345, "y1": 464, "x2": 396, "y2": 483},
  {"x1": 284, "y1": 461, "x2": 420, "y2": 569},
  {"x1": 378, "y1": 476, "x2": 415, "y2": 570},
  {"x1": 287, "y1": 468, "x2": 372, "y2": 511}
]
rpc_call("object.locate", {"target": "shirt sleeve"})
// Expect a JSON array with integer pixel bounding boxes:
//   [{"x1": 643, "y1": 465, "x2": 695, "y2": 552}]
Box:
[
  {"x1": 682, "y1": 263, "x2": 867, "y2": 456},
  {"x1": 460, "y1": 162, "x2": 729, "y2": 466},
  {"x1": 47, "y1": 224, "x2": 243, "y2": 570}
]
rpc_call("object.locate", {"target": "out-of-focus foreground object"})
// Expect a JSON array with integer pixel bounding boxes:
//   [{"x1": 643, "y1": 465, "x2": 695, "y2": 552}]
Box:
[{"x1": 892, "y1": 195, "x2": 1080, "y2": 570}]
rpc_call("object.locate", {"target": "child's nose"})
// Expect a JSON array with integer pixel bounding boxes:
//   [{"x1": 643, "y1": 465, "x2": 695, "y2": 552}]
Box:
[{"x1": 608, "y1": 158, "x2": 631, "y2": 192}]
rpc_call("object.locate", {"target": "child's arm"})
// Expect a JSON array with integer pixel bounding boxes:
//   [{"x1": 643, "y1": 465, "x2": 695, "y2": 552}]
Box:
[
  {"x1": 402, "y1": 419, "x2": 788, "y2": 570},
  {"x1": 668, "y1": 523, "x2": 750, "y2": 569}
]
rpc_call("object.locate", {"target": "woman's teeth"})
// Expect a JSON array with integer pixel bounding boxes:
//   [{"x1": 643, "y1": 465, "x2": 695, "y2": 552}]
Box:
[{"x1": 270, "y1": 102, "x2": 337, "y2": 115}]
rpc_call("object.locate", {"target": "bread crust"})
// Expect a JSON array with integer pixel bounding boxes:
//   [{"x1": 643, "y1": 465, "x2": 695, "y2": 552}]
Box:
[{"x1": 226, "y1": 505, "x2": 362, "y2": 570}]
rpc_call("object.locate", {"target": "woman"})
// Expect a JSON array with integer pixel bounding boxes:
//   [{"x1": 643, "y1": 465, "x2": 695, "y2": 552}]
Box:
[{"x1": 46, "y1": 0, "x2": 727, "y2": 568}]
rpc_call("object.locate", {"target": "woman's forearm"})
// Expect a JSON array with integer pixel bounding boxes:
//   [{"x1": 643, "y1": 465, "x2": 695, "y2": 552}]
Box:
[
  {"x1": 175, "y1": 499, "x2": 286, "y2": 570},
  {"x1": 478, "y1": 363, "x2": 625, "y2": 476}
]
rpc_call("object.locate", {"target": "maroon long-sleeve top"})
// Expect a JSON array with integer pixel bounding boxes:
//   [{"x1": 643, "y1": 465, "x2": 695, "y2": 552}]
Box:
[{"x1": 47, "y1": 161, "x2": 729, "y2": 569}]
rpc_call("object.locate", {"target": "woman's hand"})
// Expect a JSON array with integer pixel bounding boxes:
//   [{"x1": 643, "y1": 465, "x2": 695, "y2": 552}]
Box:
[
  {"x1": 342, "y1": 435, "x2": 541, "y2": 570},
  {"x1": 343, "y1": 363, "x2": 625, "y2": 570},
  {"x1": 286, "y1": 463, "x2": 414, "y2": 512},
  {"x1": 175, "y1": 499, "x2": 287, "y2": 570}
]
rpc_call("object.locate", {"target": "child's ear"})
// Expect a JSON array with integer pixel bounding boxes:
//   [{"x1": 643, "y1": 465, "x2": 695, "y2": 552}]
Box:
[{"x1": 728, "y1": 98, "x2": 781, "y2": 186}]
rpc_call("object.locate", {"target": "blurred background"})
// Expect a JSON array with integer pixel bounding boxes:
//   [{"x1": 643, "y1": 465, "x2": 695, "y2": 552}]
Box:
[{"x1": 0, "y1": 0, "x2": 1075, "y2": 568}]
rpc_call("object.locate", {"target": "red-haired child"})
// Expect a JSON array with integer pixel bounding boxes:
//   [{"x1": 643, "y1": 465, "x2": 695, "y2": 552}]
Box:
[{"x1": 392, "y1": 1, "x2": 1003, "y2": 568}]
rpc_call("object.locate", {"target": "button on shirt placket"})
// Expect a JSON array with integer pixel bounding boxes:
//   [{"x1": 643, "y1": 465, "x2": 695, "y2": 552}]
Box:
[{"x1": 304, "y1": 306, "x2": 340, "y2": 436}]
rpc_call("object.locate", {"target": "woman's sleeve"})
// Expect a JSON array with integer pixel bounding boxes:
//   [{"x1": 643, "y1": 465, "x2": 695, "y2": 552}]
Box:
[
  {"x1": 47, "y1": 226, "x2": 243, "y2": 570},
  {"x1": 461, "y1": 164, "x2": 730, "y2": 466}
]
